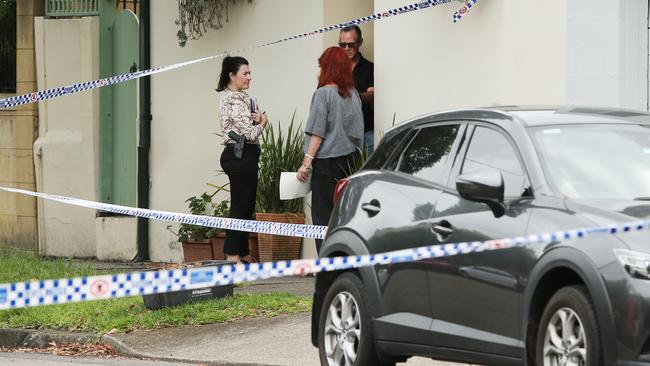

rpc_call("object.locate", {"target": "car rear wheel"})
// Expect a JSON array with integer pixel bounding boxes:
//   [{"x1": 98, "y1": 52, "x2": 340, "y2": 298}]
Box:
[
  {"x1": 535, "y1": 285, "x2": 602, "y2": 366},
  {"x1": 318, "y1": 272, "x2": 394, "y2": 366}
]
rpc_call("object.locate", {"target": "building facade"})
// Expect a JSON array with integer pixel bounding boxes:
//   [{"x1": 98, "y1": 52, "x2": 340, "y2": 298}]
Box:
[
  {"x1": 0, "y1": 0, "x2": 42, "y2": 251},
  {"x1": 2, "y1": 0, "x2": 649, "y2": 262}
]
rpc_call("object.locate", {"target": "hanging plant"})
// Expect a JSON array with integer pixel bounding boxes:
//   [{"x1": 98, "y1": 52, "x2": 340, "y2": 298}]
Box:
[{"x1": 175, "y1": 0, "x2": 252, "y2": 47}]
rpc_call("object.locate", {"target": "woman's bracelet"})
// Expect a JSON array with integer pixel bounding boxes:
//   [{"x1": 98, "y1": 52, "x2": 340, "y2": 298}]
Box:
[{"x1": 304, "y1": 153, "x2": 315, "y2": 160}]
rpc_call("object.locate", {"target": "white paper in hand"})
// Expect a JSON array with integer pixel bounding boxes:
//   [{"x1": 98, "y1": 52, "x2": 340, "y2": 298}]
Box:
[{"x1": 280, "y1": 172, "x2": 311, "y2": 200}]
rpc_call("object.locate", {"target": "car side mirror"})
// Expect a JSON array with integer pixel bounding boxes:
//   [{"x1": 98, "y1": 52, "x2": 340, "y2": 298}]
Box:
[{"x1": 456, "y1": 170, "x2": 506, "y2": 218}]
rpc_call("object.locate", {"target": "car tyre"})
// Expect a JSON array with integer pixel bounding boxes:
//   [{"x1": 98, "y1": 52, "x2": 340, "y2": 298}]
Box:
[
  {"x1": 535, "y1": 285, "x2": 602, "y2": 366},
  {"x1": 318, "y1": 272, "x2": 394, "y2": 366}
]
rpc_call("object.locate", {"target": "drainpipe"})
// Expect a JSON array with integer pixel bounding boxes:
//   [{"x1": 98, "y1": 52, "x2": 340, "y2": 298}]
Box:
[{"x1": 135, "y1": 0, "x2": 151, "y2": 261}]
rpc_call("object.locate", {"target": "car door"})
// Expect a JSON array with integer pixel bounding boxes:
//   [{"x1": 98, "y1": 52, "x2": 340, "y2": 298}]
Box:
[
  {"x1": 362, "y1": 122, "x2": 466, "y2": 344},
  {"x1": 426, "y1": 123, "x2": 533, "y2": 357}
]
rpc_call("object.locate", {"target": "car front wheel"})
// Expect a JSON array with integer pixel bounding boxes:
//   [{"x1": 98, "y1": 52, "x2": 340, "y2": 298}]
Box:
[
  {"x1": 318, "y1": 272, "x2": 394, "y2": 366},
  {"x1": 535, "y1": 285, "x2": 602, "y2": 366}
]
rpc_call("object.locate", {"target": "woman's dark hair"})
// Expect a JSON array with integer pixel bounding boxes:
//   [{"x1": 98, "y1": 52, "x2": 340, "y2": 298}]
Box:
[{"x1": 216, "y1": 56, "x2": 249, "y2": 92}]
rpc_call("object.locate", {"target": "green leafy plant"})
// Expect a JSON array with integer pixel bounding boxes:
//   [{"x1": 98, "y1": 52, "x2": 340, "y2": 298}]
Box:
[
  {"x1": 172, "y1": 183, "x2": 230, "y2": 242},
  {"x1": 175, "y1": 0, "x2": 252, "y2": 47},
  {"x1": 256, "y1": 113, "x2": 304, "y2": 213},
  {"x1": 344, "y1": 146, "x2": 370, "y2": 177}
]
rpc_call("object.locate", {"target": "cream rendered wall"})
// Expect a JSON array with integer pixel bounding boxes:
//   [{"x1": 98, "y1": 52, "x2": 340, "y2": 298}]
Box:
[
  {"x1": 374, "y1": 0, "x2": 566, "y2": 134},
  {"x1": 95, "y1": 216, "x2": 137, "y2": 260},
  {"x1": 34, "y1": 17, "x2": 100, "y2": 257},
  {"x1": 150, "y1": 1, "x2": 326, "y2": 262},
  {"x1": 566, "y1": 0, "x2": 648, "y2": 110}
]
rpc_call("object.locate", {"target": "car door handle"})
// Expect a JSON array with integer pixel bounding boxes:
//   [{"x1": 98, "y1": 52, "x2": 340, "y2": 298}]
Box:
[
  {"x1": 361, "y1": 199, "x2": 381, "y2": 217},
  {"x1": 431, "y1": 220, "x2": 453, "y2": 236}
]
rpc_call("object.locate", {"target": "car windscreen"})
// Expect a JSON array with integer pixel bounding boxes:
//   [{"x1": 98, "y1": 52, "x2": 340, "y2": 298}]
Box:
[{"x1": 532, "y1": 123, "x2": 650, "y2": 199}]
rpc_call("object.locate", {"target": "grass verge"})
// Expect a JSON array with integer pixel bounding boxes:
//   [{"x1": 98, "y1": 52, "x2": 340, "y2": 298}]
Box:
[{"x1": 0, "y1": 248, "x2": 311, "y2": 334}]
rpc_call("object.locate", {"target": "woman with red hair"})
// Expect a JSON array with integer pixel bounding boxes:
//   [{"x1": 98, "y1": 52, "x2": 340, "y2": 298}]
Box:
[{"x1": 297, "y1": 47, "x2": 363, "y2": 252}]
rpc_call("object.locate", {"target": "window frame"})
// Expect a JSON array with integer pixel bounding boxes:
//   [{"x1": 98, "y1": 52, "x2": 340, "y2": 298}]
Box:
[{"x1": 0, "y1": 0, "x2": 16, "y2": 95}]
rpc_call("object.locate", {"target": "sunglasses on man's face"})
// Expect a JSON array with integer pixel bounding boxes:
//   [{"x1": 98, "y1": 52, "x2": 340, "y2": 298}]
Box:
[{"x1": 338, "y1": 42, "x2": 358, "y2": 49}]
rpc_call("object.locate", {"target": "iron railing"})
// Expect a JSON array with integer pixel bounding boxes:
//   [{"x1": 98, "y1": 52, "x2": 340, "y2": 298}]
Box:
[
  {"x1": 46, "y1": 0, "x2": 100, "y2": 17},
  {"x1": 118, "y1": 0, "x2": 138, "y2": 15},
  {"x1": 45, "y1": 0, "x2": 139, "y2": 17}
]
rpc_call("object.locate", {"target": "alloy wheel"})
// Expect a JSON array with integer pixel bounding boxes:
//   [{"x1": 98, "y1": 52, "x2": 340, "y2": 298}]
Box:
[
  {"x1": 543, "y1": 307, "x2": 587, "y2": 366},
  {"x1": 323, "y1": 291, "x2": 361, "y2": 366}
]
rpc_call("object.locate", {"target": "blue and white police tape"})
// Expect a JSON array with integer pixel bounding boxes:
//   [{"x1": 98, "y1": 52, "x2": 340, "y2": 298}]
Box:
[
  {"x1": 0, "y1": 216, "x2": 649, "y2": 310},
  {"x1": 0, "y1": 186, "x2": 327, "y2": 240},
  {"x1": 0, "y1": 0, "x2": 479, "y2": 110},
  {"x1": 452, "y1": 0, "x2": 479, "y2": 22}
]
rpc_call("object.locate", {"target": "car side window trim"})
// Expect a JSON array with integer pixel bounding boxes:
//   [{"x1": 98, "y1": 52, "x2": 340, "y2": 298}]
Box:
[
  {"x1": 394, "y1": 129, "x2": 421, "y2": 173},
  {"x1": 395, "y1": 120, "x2": 466, "y2": 170},
  {"x1": 380, "y1": 128, "x2": 417, "y2": 171},
  {"x1": 449, "y1": 125, "x2": 473, "y2": 185},
  {"x1": 444, "y1": 123, "x2": 471, "y2": 187},
  {"x1": 449, "y1": 121, "x2": 534, "y2": 199},
  {"x1": 392, "y1": 121, "x2": 467, "y2": 188}
]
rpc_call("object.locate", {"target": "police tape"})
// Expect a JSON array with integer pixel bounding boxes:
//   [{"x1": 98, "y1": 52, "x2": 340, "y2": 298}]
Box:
[
  {"x1": 452, "y1": 0, "x2": 478, "y2": 22},
  {"x1": 0, "y1": 186, "x2": 327, "y2": 240},
  {"x1": 0, "y1": 207, "x2": 648, "y2": 310},
  {"x1": 0, "y1": 0, "x2": 478, "y2": 110}
]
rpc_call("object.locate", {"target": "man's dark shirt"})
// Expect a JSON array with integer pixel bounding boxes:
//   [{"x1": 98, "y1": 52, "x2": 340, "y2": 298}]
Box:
[{"x1": 352, "y1": 54, "x2": 374, "y2": 133}]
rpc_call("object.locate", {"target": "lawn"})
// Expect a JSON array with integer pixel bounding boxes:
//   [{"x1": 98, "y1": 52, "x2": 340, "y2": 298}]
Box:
[{"x1": 0, "y1": 248, "x2": 311, "y2": 334}]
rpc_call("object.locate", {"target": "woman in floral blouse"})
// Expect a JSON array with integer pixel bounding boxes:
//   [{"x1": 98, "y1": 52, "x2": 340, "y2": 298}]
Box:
[{"x1": 217, "y1": 56, "x2": 269, "y2": 264}]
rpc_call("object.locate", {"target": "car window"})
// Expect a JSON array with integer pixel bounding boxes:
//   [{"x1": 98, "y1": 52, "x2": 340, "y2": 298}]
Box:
[
  {"x1": 461, "y1": 126, "x2": 527, "y2": 198},
  {"x1": 397, "y1": 124, "x2": 460, "y2": 184},
  {"x1": 363, "y1": 127, "x2": 411, "y2": 170},
  {"x1": 532, "y1": 124, "x2": 650, "y2": 199}
]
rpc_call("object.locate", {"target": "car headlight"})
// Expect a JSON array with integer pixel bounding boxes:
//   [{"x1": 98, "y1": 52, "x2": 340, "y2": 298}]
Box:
[{"x1": 614, "y1": 249, "x2": 650, "y2": 280}]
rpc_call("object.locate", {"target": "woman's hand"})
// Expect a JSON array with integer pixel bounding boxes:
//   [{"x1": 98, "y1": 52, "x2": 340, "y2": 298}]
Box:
[
  {"x1": 252, "y1": 108, "x2": 268, "y2": 128},
  {"x1": 251, "y1": 111, "x2": 261, "y2": 124},
  {"x1": 297, "y1": 163, "x2": 312, "y2": 182}
]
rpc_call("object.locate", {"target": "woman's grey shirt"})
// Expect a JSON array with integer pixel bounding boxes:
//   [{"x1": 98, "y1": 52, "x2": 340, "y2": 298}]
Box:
[{"x1": 304, "y1": 85, "x2": 364, "y2": 159}]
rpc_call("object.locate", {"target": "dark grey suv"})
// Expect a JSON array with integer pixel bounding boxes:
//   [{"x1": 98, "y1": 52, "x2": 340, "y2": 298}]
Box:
[{"x1": 311, "y1": 106, "x2": 650, "y2": 366}]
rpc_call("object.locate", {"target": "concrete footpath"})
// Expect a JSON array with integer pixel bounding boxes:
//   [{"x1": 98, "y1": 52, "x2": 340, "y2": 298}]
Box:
[
  {"x1": 100, "y1": 277, "x2": 461, "y2": 366},
  {"x1": 0, "y1": 274, "x2": 464, "y2": 365}
]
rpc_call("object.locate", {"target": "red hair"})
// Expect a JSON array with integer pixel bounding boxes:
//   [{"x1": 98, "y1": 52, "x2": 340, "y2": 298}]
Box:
[{"x1": 318, "y1": 47, "x2": 354, "y2": 97}]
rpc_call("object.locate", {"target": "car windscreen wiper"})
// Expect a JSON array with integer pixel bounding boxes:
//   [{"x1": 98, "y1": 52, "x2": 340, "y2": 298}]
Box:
[{"x1": 633, "y1": 197, "x2": 650, "y2": 201}]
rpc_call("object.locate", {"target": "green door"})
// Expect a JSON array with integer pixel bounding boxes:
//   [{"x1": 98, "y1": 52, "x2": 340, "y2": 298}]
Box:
[{"x1": 101, "y1": 9, "x2": 138, "y2": 206}]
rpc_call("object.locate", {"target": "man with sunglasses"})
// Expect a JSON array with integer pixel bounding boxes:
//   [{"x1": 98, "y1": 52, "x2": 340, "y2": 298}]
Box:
[{"x1": 339, "y1": 25, "x2": 375, "y2": 154}]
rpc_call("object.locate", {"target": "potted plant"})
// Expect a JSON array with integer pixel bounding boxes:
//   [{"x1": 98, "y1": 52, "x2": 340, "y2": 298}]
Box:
[
  {"x1": 207, "y1": 182, "x2": 260, "y2": 263},
  {"x1": 207, "y1": 198, "x2": 230, "y2": 260},
  {"x1": 255, "y1": 114, "x2": 305, "y2": 262},
  {"x1": 170, "y1": 183, "x2": 231, "y2": 262}
]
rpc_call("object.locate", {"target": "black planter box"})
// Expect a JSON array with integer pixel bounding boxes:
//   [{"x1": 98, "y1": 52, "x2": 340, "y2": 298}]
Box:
[{"x1": 142, "y1": 260, "x2": 234, "y2": 310}]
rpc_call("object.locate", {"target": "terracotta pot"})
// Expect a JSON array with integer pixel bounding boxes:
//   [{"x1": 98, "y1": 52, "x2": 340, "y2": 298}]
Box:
[
  {"x1": 210, "y1": 232, "x2": 226, "y2": 260},
  {"x1": 248, "y1": 233, "x2": 259, "y2": 263},
  {"x1": 211, "y1": 232, "x2": 259, "y2": 262},
  {"x1": 255, "y1": 213, "x2": 305, "y2": 262},
  {"x1": 182, "y1": 239, "x2": 213, "y2": 263}
]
